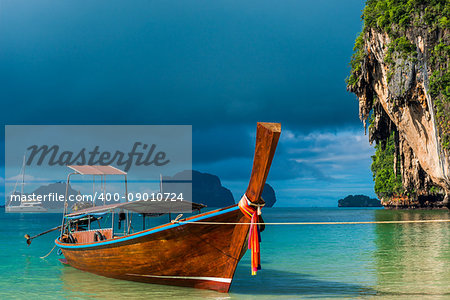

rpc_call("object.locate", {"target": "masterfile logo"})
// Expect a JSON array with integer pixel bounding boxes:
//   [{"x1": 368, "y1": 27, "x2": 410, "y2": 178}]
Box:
[
  {"x1": 26, "y1": 142, "x2": 170, "y2": 172},
  {"x1": 4, "y1": 125, "x2": 192, "y2": 213}
]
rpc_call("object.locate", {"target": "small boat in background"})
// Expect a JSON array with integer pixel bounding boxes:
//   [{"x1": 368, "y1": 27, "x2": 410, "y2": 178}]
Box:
[
  {"x1": 6, "y1": 155, "x2": 47, "y2": 213},
  {"x1": 37, "y1": 122, "x2": 280, "y2": 292},
  {"x1": 6, "y1": 200, "x2": 47, "y2": 213}
]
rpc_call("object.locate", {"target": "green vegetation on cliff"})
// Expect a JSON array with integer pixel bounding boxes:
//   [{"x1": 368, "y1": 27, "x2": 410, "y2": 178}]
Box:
[
  {"x1": 363, "y1": 0, "x2": 450, "y2": 33},
  {"x1": 371, "y1": 131, "x2": 404, "y2": 198},
  {"x1": 347, "y1": 0, "x2": 450, "y2": 149}
]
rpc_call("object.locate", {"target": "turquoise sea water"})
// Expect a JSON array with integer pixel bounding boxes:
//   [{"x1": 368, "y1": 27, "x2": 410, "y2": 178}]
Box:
[{"x1": 0, "y1": 208, "x2": 449, "y2": 299}]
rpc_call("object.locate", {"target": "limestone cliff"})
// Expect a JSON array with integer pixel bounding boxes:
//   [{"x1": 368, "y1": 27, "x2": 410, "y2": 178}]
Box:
[{"x1": 347, "y1": 1, "x2": 450, "y2": 208}]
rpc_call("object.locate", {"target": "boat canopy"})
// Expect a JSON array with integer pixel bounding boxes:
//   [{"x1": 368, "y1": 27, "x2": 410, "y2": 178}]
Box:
[
  {"x1": 66, "y1": 200, "x2": 206, "y2": 218},
  {"x1": 68, "y1": 165, "x2": 127, "y2": 175}
]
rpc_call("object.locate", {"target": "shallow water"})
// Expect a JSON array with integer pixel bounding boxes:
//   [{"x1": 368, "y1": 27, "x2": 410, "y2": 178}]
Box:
[{"x1": 1, "y1": 208, "x2": 449, "y2": 299}]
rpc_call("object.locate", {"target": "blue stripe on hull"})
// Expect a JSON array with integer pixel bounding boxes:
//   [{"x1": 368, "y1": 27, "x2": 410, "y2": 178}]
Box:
[{"x1": 56, "y1": 206, "x2": 240, "y2": 249}]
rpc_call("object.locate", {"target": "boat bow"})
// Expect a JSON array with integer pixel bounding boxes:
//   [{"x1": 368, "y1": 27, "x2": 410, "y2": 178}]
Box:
[
  {"x1": 238, "y1": 122, "x2": 281, "y2": 275},
  {"x1": 245, "y1": 122, "x2": 281, "y2": 204}
]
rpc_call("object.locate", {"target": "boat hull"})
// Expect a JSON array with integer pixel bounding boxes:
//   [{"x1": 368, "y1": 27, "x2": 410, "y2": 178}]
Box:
[{"x1": 56, "y1": 205, "x2": 250, "y2": 293}]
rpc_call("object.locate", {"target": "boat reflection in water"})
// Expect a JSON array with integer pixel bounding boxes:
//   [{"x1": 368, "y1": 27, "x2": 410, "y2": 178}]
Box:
[
  {"x1": 374, "y1": 209, "x2": 450, "y2": 297},
  {"x1": 59, "y1": 266, "x2": 224, "y2": 299}
]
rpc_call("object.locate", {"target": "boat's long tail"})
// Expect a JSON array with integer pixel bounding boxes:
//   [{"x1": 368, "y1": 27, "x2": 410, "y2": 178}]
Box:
[{"x1": 245, "y1": 122, "x2": 281, "y2": 204}]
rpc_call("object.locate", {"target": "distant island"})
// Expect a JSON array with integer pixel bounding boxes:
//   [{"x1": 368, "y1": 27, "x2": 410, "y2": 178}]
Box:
[
  {"x1": 261, "y1": 183, "x2": 276, "y2": 208},
  {"x1": 163, "y1": 170, "x2": 277, "y2": 207},
  {"x1": 338, "y1": 195, "x2": 382, "y2": 207},
  {"x1": 5, "y1": 170, "x2": 276, "y2": 210},
  {"x1": 163, "y1": 170, "x2": 235, "y2": 207}
]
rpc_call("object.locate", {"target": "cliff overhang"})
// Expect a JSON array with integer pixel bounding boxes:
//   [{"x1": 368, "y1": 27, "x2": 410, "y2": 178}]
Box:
[{"x1": 347, "y1": 1, "x2": 450, "y2": 208}]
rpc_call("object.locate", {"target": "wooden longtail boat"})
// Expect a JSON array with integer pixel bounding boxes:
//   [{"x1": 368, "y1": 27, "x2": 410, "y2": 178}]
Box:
[{"x1": 54, "y1": 122, "x2": 281, "y2": 293}]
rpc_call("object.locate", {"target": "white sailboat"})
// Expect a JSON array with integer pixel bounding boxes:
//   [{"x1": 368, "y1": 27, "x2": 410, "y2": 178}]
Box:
[{"x1": 5, "y1": 155, "x2": 47, "y2": 213}]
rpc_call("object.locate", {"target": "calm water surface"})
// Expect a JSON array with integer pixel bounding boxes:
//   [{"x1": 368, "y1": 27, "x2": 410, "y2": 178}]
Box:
[{"x1": 0, "y1": 208, "x2": 449, "y2": 299}]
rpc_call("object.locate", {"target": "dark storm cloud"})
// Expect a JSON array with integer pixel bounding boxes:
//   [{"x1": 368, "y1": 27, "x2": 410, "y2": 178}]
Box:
[
  {"x1": 195, "y1": 126, "x2": 373, "y2": 182},
  {"x1": 0, "y1": 1, "x2": 374, "y2": 206},
  {"x1": 0, "y1": 0, "x2": 364, "y2": 129},
  {"x1": 193, "y1": 125, "x2": 254, "y2": 163},
  {"x1": 195, "y1": 155, "x2": 331, "y2": 182},
  {"x1": 195, "y1": 127, "x2": 376, "y2": 206}
]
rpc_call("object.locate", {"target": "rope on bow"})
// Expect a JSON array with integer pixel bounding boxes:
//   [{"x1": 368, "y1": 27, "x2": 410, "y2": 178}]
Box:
[{"x1": 238, "y1": 194, "x2": 264, "y2": 275}]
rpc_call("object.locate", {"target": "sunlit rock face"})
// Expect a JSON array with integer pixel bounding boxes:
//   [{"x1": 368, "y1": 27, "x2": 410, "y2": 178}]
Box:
[{"x1": 348, "y1": 10, "x2": 450, "y2": 208}]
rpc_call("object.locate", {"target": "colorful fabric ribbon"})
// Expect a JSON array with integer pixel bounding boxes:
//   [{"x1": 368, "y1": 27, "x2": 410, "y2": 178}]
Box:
[{"x1": 238, "y1": 195, "x2": 262, "y2": 275}]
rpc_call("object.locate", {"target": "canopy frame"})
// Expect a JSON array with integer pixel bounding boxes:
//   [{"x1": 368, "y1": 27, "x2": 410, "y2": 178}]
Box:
[
  {"x1": 60, "y1": 165, "x2": 206, "y2": 240},
  {"x1": 60, "y1": 165, "x2": 129, "y2": 238}
]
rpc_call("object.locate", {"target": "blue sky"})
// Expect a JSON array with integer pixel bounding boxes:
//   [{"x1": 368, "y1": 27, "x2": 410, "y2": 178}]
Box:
[{"x1": 0, "y1": 0, "x2": 373, "y2": 206}]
